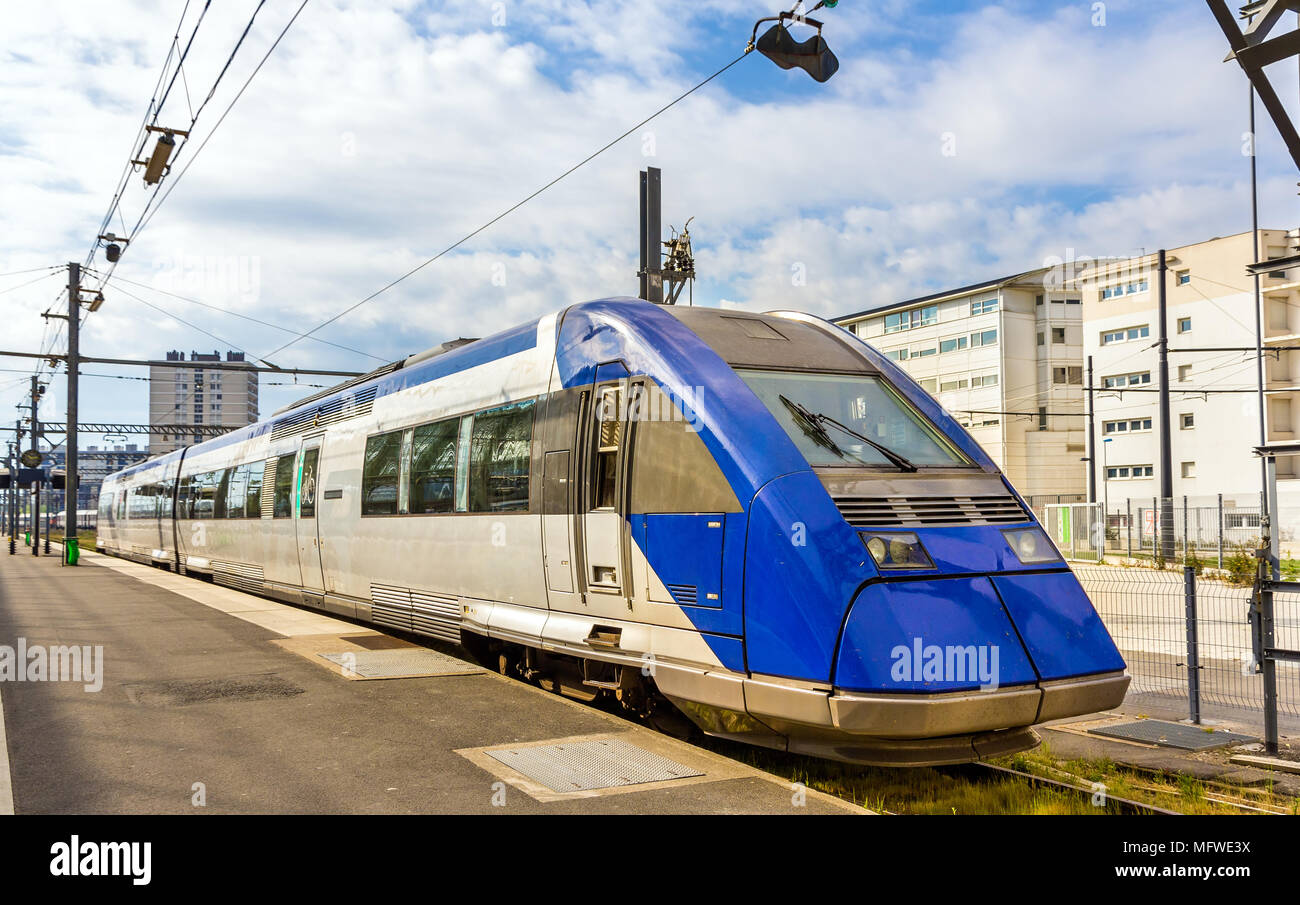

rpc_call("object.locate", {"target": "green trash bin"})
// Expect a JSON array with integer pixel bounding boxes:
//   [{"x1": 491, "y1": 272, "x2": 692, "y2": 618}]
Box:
[{"x1": 65, "y1": 537, "x2": 79, "y2": 565}]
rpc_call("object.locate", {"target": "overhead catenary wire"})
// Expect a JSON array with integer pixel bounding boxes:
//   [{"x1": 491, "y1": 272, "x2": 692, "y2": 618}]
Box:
[
  {"x1": 85, "y1": 0, "x2": 199, "y2": 274},
  {"x1": 89, "y1": 269, "x2": 387, "y2": 363},
  {"x1": 85, "y1": 0, "x2": 307, "y2": 302},
  {"x1": 0, "y1": 271, "x2": 62, "y2": 297},
  {"x1": 258, "y1": 48, "x2": 755, "y2": 362},
  {"x1": 115, "y1": 0, "x2": 310, "y2": 264}
]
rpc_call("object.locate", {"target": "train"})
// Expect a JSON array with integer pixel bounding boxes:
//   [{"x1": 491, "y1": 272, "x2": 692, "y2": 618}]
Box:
[{"x1": 97, "y1": 297, "x2": 1129, "y2": 766}]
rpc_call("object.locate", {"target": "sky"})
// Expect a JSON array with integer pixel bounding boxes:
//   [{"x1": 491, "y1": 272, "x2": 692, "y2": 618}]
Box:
[{"x1": 1, "y1": 0, "x2": 1299, "y2": 447}]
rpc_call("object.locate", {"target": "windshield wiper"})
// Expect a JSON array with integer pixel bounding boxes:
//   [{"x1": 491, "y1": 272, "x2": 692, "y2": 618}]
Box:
[
  {"x1": 778, "y1": 395, "x2": 919, "y2": 472},
  {"x1": 779, "y1": 394, "x2": 850, "y2": 459}
]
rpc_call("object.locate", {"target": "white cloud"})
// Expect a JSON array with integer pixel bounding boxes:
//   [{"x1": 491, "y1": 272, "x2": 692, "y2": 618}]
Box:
[{"x1": 0, "y1": 0, "x2": 1293, "y2": 434}]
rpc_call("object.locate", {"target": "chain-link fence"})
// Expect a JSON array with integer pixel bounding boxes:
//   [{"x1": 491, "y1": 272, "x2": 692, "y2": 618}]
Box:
[{"x1": 1073, "y1": 563, "x2": 1300, "y2": 720}]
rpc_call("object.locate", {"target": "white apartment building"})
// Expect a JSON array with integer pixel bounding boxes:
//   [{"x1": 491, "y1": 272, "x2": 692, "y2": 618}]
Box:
[
  {"x1": 835, "y1": 269, "x2": 1087, "y2": 500},
  {"x1": 149, "y1": 349, "x2": 259, "y2": 455},
  {"x1": 1082, "y1": 229, "x2": 1299, "y2": 514}
]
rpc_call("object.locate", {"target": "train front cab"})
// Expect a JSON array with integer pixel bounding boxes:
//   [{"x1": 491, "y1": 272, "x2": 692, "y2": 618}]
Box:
[{"x1": 565, "y1": 301, "x2": 1130, "y2": 767}]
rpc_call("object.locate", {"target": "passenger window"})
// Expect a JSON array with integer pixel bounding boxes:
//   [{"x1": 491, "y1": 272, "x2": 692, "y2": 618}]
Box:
[
  {"x1": 226, "y1": 465, "x2": 247, "y2": 519},
  {"x1": 191, "y1": 475, "x2": 212, "y2": 519},
  {"x1": 213, "y1": 470, "x2": 230, "y2": 520},
  {"x1": 361, "y1": 432, "x2": 402, "y2": 515},
  {"x1": 245, "y1": 461, "x2": 264, "y2": 517},
  {"x1": 273, "y1": 456, "x2": 296, "y2": 518},
  {"x1": 177, "y1": 477, "x2": 190, "y2": 519},
  {"x1": 468, "y1": 400, "x2": 534, "y2": 512},
  {"x1": 409, "y1": 420, "x2": 459, "y2": 514},
  {"x1": 592, "y1": 387, "x2": 621, "y2": 510}
]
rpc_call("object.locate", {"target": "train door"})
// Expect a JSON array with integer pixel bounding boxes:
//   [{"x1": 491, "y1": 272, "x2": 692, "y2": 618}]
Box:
[
  {"x1": 542, "y1": 450, "x2": 573, "y2": 594},
  {"x1": 294, "y1": 436, "x2": 325, "y2": 592},
  {"x1": 577, "y1": 377, "x2": 640, "y2": 617}
]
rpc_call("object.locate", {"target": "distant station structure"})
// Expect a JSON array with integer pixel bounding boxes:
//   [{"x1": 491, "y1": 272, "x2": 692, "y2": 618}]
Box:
[{"x1": 149, "y1": 350, "x2": 259, "y2": 455}]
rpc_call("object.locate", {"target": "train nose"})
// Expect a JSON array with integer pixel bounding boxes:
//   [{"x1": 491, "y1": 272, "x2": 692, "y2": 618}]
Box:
[
  {"x1": 834, "y1": 576, "x2": 1039, "y2": 694},
  {"x1": 829, "y1": 572, "x2": 1129, "y2": 738}
]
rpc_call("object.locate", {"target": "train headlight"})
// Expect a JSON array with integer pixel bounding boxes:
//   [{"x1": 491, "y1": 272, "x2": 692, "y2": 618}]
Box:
[
  {"x1": 860, "y1": 532, "x2": 933, "y2": 570},
  {"x1": 1002, "y1": 527, "x2": 1061, "y2": 564}
]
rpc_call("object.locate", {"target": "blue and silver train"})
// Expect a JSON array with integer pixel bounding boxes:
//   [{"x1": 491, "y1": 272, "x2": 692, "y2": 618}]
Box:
[{"x1": 98, "y1": 298, "x2": 1128, "y2": 766}]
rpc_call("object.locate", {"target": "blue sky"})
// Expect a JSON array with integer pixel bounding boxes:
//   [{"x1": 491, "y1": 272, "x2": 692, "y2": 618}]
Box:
[{"x1": 1, "y1": 0, "x2": 1298, "y2": 448}]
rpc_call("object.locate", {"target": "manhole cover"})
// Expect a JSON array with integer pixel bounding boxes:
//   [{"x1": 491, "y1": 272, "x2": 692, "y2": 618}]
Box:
[
  {"x1": 1090, "y1": 720, "x2": 1257, "y2": 751},
  {"x1": 318, "y1": 648, "x2": 482, "y2": 679},
  {"x1": 485, "y1": 737, "x2": 703, "y2": 793},
  {"x1": 125, "y1": 674, "x2": 304, "y2": 706}
]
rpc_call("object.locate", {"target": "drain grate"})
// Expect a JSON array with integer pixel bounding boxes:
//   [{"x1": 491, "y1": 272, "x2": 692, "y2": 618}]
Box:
[
  {"x1": 1089, "y1": 720, "x2": 1256, "y2": 751},
  {"x1": 318, "y1": 648, "x2": 483, "y2": 679},
  {"x1": 485, "y1": 737, "x2": 703, "y2": 793}
]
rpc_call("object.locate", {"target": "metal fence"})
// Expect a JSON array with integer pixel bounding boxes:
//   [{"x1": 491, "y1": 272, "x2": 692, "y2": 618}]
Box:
[
  {"x1": 1033, "y1": 496, "x2": 1272, "y2": 570},
  {"x1": 1073, "y1": 563, "x2": 1300, "y2": 721}
]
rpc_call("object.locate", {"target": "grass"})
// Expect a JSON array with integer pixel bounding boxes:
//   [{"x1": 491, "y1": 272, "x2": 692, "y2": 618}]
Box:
[
  {"x1": 701, "y1": 737, "x2": 1300, "y2": 814},
  {"x1": 701, "y1": 738, "x2": 1106, "y2": 814},
  {"x1": 1001, "y1": 743, "x2": 1300, "y2": 815}
]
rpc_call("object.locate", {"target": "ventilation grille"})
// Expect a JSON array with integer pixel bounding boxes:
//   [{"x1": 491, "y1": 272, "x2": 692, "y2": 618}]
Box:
[
  {"x1": 666, "y1": 583, "x2": 698, "y2": 606},
  {"x1": 260, "y1": 459, "x2": 278, "y2": 518},
  {"x1": 270, "y1": 386, "x2": 378, "y2": 440},
  {"x1": 410, "y1": 590, "x2": 461, "y2": 643},
  {"x1": 213, "y1": 560, "x2": 265, "y2": 594},
  {"x1": 371, "y1": 583, "x2": 413, "y2": 632},
  {"x1": 834, "y1": 494, "x2": 1028, "y2": 528}
]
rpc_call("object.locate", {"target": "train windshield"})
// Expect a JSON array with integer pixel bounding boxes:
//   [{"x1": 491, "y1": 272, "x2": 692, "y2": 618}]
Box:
[{"x1": 738, "y1": 369, "x2": 970, "y2": 468}]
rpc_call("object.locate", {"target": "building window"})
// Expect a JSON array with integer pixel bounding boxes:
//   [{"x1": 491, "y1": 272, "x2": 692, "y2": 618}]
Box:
[
  {"x1": 940, "y1": 335, "x2": 968, "y2": 354},
  {"x1": 1106, "y1": 464, "x2": 1153, "y2": 480},
  {"x1": 1102, "y1": 372, "x2": 1151, "y2": 388},
  {"x1": 939, "y1": 378, "x2": 969, "y2": 392},
  {"x1": 1176, "y1": 270, "x2": 1190, "y2": 285},
  {"x1": 1178, "y1": 364, "x2": 1192, "y2": 382},
  {"x1": 973, "y1": 373, "x2": 999, "y2": 387},
  {"x1": 1181, "y1": 413, "x2": 1194, "y2": 429},
  {"x1": 1038, "y1": 407, "x2": 1048, "y2": 431},
  {"x1": 1177, "y1": 317, "x2": 1191, "y2": 334},
  {"x1": 909, "y1": 346, "x2": 937, "y2": 359},
  {"x1": 1053, "y1": 366, "x2": 1083, "y2": 385},
  {"x1": 970, "y1": 329, "x2": 998, "y2": 347},
  {"x1": 1036, "y1": 294, "x2": 1044, "y2": 306},
  {"x1": 886, "y1": 348, "x2": 907, "y2": 361},
  {"x1": 884, "y1": 305, "x2": 938, "y2": 334},
  {"x1": 1181, "y1": 461, "x2": 1197, "y2": 479},
  {"x1": 1103, "y1": 418, "x2": 1153, "y2": 434},
  {"x1": 918, "y1": 378, "x2": 938, "y2": 392},
  {"x1": 1037, "y1": 332, "x2": 1045, "y2": 346},
  {"x1": 970, "y1": 298, "x2": 999, "y2": 316},
  {"x1": 1064, "y1": 297, "x2": 1081, "y2": 305},
  {"x1": 1102, "y1": 281, "x2": 1150, "y2": 300},
  {"x1": 1101, "y1": 325, "x2": 1150, "y2": 345},
  {"x1": 1052, "y1": 327, "x2": 1066, "y2": 344}
]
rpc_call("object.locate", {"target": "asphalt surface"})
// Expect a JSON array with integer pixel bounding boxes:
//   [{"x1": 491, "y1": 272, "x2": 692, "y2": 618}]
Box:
[{"x1": 0, "y1": 549, "x2": 858, "y2": 815}]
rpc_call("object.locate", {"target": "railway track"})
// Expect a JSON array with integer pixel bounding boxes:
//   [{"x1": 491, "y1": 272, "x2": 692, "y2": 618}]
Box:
[{"x1": 939, "y1": 762, "x2": 1183, "y2": 815}]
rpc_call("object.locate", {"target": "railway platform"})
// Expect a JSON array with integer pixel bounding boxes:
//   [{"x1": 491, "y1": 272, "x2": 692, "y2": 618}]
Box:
[{"x1": 0, "y1": 547, "x2": 860, "y2": 815}]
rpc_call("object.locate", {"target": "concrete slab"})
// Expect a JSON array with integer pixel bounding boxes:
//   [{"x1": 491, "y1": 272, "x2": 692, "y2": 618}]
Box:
[{"x1": 0, "y1": 550, "x2": 863, "y2": 815}]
